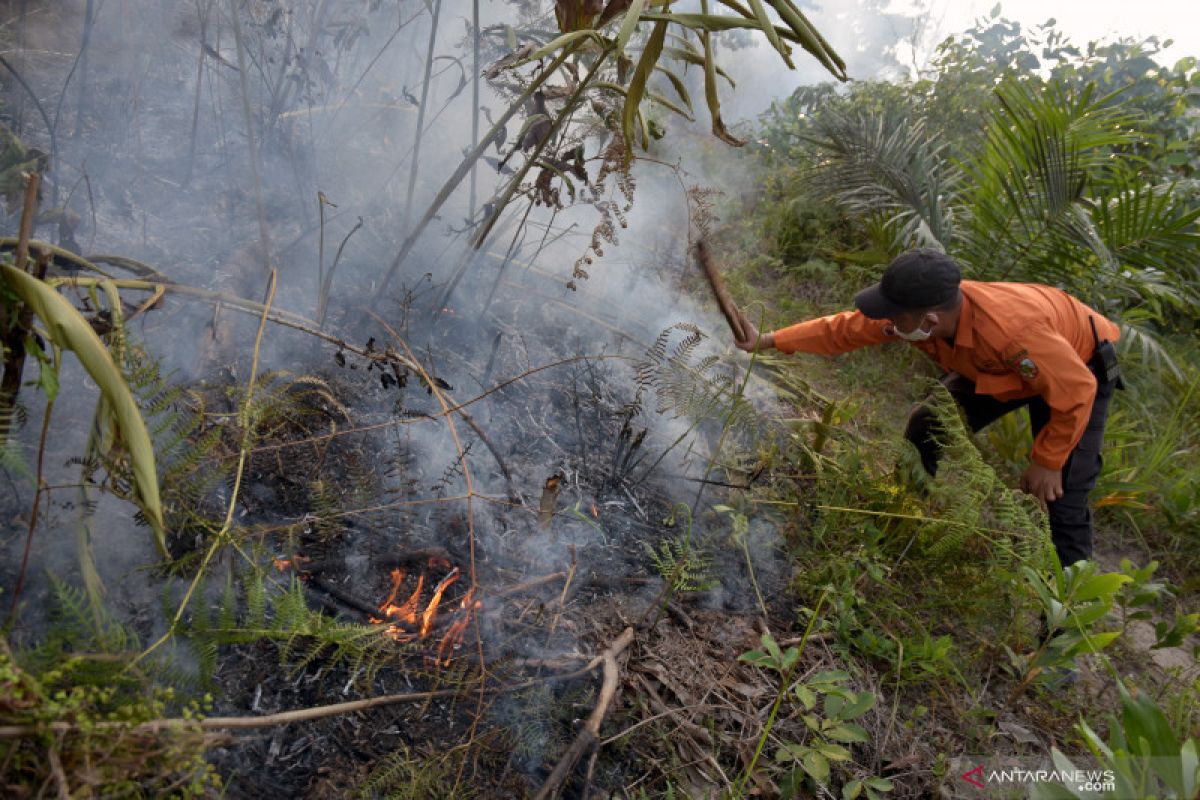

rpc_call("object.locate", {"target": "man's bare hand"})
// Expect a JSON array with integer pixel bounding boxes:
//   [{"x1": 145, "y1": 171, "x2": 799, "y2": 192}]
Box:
[
  {"x1": 1019, "y1": 463, "x2": 1063, "y2": 505},
  {"x1": 733, "y1": 314, "x2": 774, "y2": 352}
]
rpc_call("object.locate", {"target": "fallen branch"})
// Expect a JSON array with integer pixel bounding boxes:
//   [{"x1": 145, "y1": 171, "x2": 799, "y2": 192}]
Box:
[
  {"x1": 533, "y1": 626, "x2": 635, "y2": 800},
  {"x1": 305, "y1": 575, "x2": 379, "y2": 618},
  {"x1": 47, "y1": 276, "x2": 420, "y2": 374},
  {"x1": 696, "y1": 239, "x2": 746, "y2": 342},
  {"x1": 287, "y1": 547, "x2": 454, "y2": 576},
  {"x1": 0, "y1": 639, "x2": 629, "y2": 739}
]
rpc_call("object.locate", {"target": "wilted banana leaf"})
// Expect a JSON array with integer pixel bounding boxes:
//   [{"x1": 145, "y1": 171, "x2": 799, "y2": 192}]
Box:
[
  {"x1": 622, "y1": 19, "x2": 668, "y2": 154},
  {"x1": 746, "y1": 0, "x2": 792, "y2": 67},
  {"x1": 763, "y1": 0, "x2": 846, "y2": 78},
  {"x1": 529, "y1": 29, "x2": 608, "y2": 61},
  {"x1": 615, "y1": 0, "x2": 650, "y2": 55},
  {"x1": 696, "y1": 1, "x2": 744, "y2": 146},
  {"x1": 1, "y1": 262, "x2": 166, "y2": 555},
  {"x1": 653, "y1": 64, "x2": 693, "y2": 112},
  {"x1": 661, "y1": 45, "x2": 736, "y2": 87}
]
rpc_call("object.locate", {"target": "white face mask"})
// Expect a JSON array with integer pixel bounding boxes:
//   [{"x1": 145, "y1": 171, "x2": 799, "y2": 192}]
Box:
[
  {"x1": 887, "y1": 314, "x2": 936, "y2": 341},
  {"x1": 892, "y1": 324, "x2": 932, "y2": 342}
]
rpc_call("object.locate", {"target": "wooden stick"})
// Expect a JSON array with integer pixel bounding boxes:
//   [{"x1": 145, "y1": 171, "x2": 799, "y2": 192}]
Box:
[
  {"x1": 490, "y1": 571, "x2": 568, "y2": 599},
  {"x1": 533, "y1": 626, "x2": 635, "y2": 800},
  {"x1": 14, "y1": 172, "x2": 40, "y2": 272},
  {"x1": 696, "y1": 239, "x2": 747, "y2": 342},
  {"x1": 0, "y1": 643, "x2": 625, "y2": 739}
]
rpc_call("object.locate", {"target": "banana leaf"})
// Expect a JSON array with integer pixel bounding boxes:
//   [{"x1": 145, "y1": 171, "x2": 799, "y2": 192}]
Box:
[
  {"x1": 1, "y1": 262, "x2": 166, "y2": 555},
  {"x1": 622, "y1": 19, "x2": 668, "y2": 157}
]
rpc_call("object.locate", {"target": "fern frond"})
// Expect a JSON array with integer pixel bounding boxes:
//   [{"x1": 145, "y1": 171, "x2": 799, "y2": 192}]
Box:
[
  {"x1": 645, "y1": 536, "x2": 718, "y2": 593},
  {"x1": 917, "y1": 380, "x2": 1052, "y2": 569}
]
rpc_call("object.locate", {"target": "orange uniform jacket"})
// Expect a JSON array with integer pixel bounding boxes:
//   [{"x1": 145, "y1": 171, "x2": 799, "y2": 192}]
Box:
[{"x1": 770, "y1": 281, "x2": 1120, "y2": 470}]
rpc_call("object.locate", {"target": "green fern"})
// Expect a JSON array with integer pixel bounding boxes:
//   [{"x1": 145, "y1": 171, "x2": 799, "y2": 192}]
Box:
[
  {"x1": 0, "y1": 435, "x2": 30, "y2": 480},
  {"x1": 183, "y1": 573, "x2": 397, "y2": 690},
  {"x1": 17, "y1": 575, "x2": 160, "y2": 695},
  {"x1": 357, "y1": 742, "x2": 457, "y2": 800},
  {"x1": 500, "y1": 682, "x2": 582, "y2": 764},
  {"x1": 307, "y1": 478, "x2": 342, "y2": 538},
  {"x1": 918, "y1": 380, "x2": 1053, "y2": 569},
  {"x1": 645, "y1": 536, "x2": 718, "y2": 593},
  {"x1": 88, "y1": 345, "x2": 232, "y2": 538}
]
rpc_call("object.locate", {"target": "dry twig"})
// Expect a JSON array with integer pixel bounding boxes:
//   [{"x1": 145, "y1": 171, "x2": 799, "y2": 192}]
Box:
[{"x1": 533, "y1": 626, "x2": 636, "y2": 800}]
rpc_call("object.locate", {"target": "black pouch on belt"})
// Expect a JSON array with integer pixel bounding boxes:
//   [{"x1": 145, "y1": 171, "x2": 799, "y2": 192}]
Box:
[{"x1": 1089, "y1": 317, "x2": 1124, "y2": 389}]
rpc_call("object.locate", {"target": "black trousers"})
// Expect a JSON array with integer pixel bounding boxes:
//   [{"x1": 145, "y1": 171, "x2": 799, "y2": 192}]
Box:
[{"x1": 903, "y1": 369, "x2": 1118, "y2": 568}]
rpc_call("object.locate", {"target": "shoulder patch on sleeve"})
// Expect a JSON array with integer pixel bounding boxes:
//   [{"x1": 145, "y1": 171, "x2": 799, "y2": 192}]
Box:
[{"x1": 1001, "y1": 346, "x2": 1040, "y2": 380}]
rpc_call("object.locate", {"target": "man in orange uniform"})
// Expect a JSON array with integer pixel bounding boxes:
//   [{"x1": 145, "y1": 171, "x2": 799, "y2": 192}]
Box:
[{"x1": 734, "y1": 248, "x2": 1122, "y2": 568}]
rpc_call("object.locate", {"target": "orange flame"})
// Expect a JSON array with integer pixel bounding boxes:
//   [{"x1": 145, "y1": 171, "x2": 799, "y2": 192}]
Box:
[
  {"x1": 272, "y1": 554, "x2": 310, "y2": 571},
  {"x1": 436, "y1": 589, "x2": 480, "y2": 665},
  {"x1": 591, "y1": 502, "x2": 600, "y2": 519},
  {"x1": 421, "y1": 567, "x2": 460, "y2": 637},
  {"x1": 393, "y1": 574, "x2": 425, "y2": 623},
  {"x1": 369, "y1": 565, "x2": 476, "y2": 662},
  {"x1": 379, "y1": 568, "x2": 405, "y2": 611}
]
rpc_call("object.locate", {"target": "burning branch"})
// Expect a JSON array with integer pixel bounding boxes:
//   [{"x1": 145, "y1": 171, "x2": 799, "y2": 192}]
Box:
[
  {"x1": 533, "y1": 626, "x2": 635, "y2": 800},
  {"x1": 695, "y1": 239, "x2": 747, "y2": 342}
]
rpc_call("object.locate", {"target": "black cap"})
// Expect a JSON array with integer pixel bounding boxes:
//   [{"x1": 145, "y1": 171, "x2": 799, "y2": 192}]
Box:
[{"x1": 853, "y1": 248, "x2": 962, "y2": 319}]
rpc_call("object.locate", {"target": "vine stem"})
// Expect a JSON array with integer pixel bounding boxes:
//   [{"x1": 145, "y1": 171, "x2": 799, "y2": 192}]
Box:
[
  {"x1": 130, "y1": 270, "x2": 278, "y2": 670},
  {"x1": 366, "y1": 311, "x2": 488, "y2": 788},
  {"x1": 7, "y1": 347, "x2": 57, "y2": 619},
  {"x1": 730, "y1": 588, "x2": 830, "y2": 799},
  {"x1": 0, "y1": 634, "x2": 629, "y2": 738}
]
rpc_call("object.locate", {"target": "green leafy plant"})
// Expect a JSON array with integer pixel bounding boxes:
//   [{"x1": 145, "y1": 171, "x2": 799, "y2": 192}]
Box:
[
  {"x1": 1005, "y1": 560, "x2": 1131, "y2": 700},
  {"x1": 1115, "y1": 558, "x2": 1200, "y2": 653},
  {"x1": 1, "y1": 581, "x2": 219, "y2": 797},
  {"x1": 1032, "y1": 683, "x2": 1200, "y2": 800},
  {"x1": 737, "y1": 632, "x2": 893, "y2": 799}
]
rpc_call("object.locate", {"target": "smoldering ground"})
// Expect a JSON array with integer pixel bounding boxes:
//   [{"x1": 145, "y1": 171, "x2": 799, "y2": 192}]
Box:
[{"x1": 0, "y1": 0, "x2": 919, "y2": 794}]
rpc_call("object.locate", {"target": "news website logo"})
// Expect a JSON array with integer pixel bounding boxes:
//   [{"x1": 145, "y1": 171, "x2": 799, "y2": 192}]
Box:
[{"x1": 958, "y1": 761, "x2": 1117, "y2": 795}]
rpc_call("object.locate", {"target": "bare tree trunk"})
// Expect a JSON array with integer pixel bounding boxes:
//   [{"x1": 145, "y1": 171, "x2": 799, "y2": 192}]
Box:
[
  {"x1": 72, "y1": 0, "x2": 96, "y2": 144},
  {"x1": 401, "y1": 0, "x2": 442, "y2": 235},
  {"x1": 227, "y1": 0, "x2": 273, "y2": 276},
  {"x1": 183, "y1": 0, "x2": 213, "y2": 187},
  {"x1": 469, "y1": 0, "x2": 480, "y2": 219}
]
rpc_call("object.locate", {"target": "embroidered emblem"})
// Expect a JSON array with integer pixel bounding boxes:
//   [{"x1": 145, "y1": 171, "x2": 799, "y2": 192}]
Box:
[
  {"x1": 1003, "y1": 348, "x2": 1029, "y2": 367},
  {"x1": 1017, "y1": 357, "x2": 1039, "y2": 380}
]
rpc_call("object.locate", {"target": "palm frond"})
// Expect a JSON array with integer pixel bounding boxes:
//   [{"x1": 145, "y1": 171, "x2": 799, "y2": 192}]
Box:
[
  {"x1": 1114, "y1": 317, "x2": 1184, "y2": 380},
  {"x1": 958, "y1": 80, "x2": 1139, "y2": 282},
  {"x1": 1090, "y1": 178, "x2": 1200, "y2": 281},
  {"x1": 803, "y1": 107, "x2": 959, "y2": 251}
]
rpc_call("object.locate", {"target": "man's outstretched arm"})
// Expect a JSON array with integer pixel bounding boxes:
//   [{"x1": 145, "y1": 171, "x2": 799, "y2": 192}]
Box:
[{"x1": 734, "y1": 309, "x2": 890, "y2": 355}]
